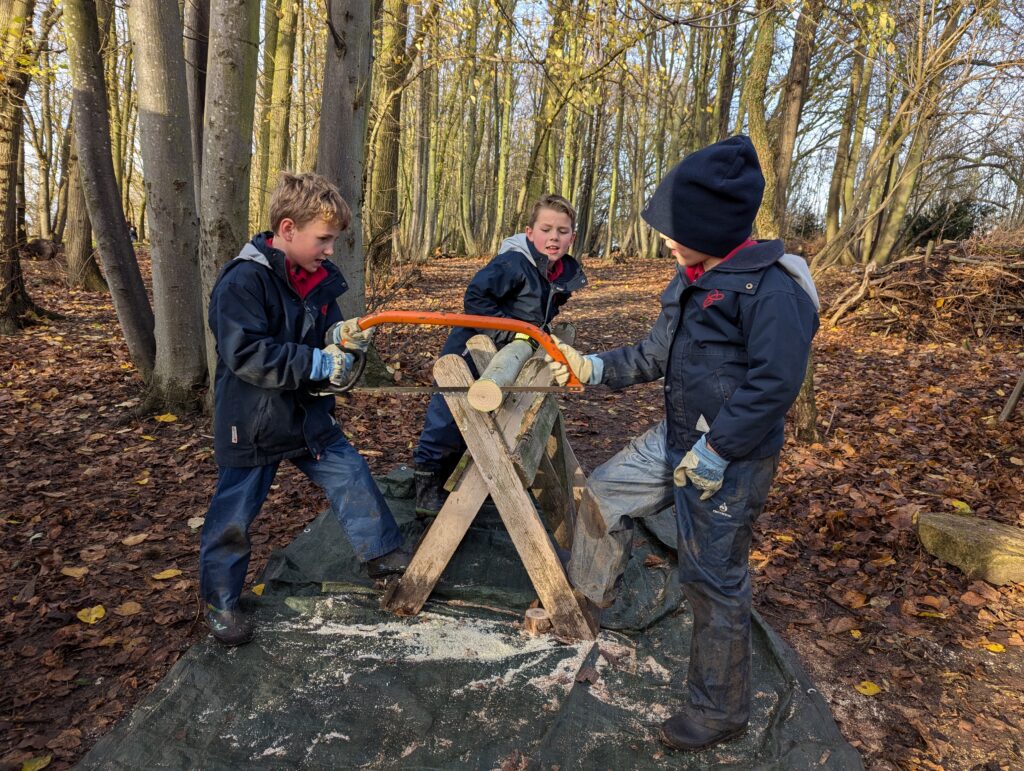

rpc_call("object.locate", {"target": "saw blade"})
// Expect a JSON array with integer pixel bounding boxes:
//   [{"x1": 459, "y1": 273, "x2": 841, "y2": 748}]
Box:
[{"x1": 326, "y1": 386, "x2": 575, "y2": 396}]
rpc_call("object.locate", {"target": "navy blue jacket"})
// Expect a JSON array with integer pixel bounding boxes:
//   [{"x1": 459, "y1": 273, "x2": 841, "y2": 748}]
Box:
[
  {"x1": 598, "y1": 240, "x2": 819, "y2": 460},
  {"x1": 208, "y1": 233, "x2": 347, "y2": 467},
  {"x1": 440, "y1": 233, "x2": 588, "y2": 357}
]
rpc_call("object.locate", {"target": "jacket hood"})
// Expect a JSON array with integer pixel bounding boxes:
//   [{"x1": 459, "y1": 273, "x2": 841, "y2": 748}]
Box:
[
  {"x1": 688, "y1": 239, "x2": 818, "y2": 310},
  {"x1": 777, "y1": 253, "x2": 820, "y2": 311},
  {"x1": 225, "y1": 232, "x2": 349, "y2": 299},
  {"x1": 498, "y1": 233, "x2": 587, "y2": 292}
]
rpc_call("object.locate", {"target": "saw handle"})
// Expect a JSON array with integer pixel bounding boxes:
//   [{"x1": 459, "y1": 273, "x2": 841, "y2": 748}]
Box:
[{"x1": 356, "y1": 310, "x2": 583, "y2": 390}]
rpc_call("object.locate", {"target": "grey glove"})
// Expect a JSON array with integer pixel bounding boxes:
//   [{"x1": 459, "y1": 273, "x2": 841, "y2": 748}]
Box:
[
  {"x1": 674, "y1": 435, "x2": 729, "y2": 500},
  {"x1": 322, "y1": 344, "x2": 355, "y2": 386},
  {"x1": 325, "y1": 318, "x2": 374, "y2": 351},
  {"x1": 543, "y1": 337, "x2": 601, "y2": 386}
]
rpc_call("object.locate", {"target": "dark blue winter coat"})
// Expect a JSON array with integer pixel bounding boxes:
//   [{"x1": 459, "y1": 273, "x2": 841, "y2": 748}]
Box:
[
  {"x1": 208, "y1": 233, "x2": 348, "y2": 467},
  {"x1": 597, "y1": 240, "x2": 819, "y2": 460},
  {"x1": 440, "y1": 233, "x2": 588, "y2": 357}
]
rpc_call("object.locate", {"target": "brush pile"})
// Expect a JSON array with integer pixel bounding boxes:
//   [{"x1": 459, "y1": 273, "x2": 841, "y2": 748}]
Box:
[{"x1": 825, "y1": 236, "x2": 1024, "y2": 343}]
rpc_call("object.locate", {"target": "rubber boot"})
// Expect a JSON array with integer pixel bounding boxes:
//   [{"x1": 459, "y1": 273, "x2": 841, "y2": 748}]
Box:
[
  {"x1": 367, "y1": 545, "x2": 414, "y2": 578},
  {"x1": 414, "y1": 466, "x2": 448, "y2": 517},
  {"x1": 205, "y1": 606, "x2": 254, "y2": 647},
  {"x1": 659, "y1": 711, "x2": 747, "y2": 751}
]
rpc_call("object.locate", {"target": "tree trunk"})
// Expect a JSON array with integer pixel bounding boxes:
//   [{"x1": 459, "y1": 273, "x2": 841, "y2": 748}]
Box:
[
  {"x1": 65, "y1": 134, "x2": 107, "y2": 291},
  {"x1": 263, "y1": 0, "x2": 298, "y2": 218},
  {"x1": 184, "y1": 0, "x2": 210, "y2": 213},
  {"x1": 253, "y1": 0, "x2": 279, "y2": 226},
  {"x1": 317, "y1": 0, "x2": 373, "y2": 319},
  {"x1": 199, "y1": 0, "x2": 260, "y2": 394},
  {"x1": 770, "y1": 0, "x2": 821, "y2": 234},
  {"x1": 64, "y1": 0, "x2": 156, "y2": 377},
  {"x1": 742, "y1": 0, "x2": 780, "y2": 239},
  {"x1": 825, "y1": 48, "x2": 864, "y2": 241},
  {"x1": 793, "y1": 352, "x2": 821, "y2": 444},
  {"x1": 603, "y1": 83, "x2": 624, "y2": 259},
  {"x1": 0, "y1": 0, "x2": 48, "y2": 333},
  {"x1": 490, "y1": 9, "x2": 515, "y2": 252},
  {"x1": 127, "y1": 0, "x2": 206, "y2": 409}
]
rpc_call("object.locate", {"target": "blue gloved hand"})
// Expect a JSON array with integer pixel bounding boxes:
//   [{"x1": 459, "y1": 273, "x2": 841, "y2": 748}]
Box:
[
  {"x1": 312, "y1": 345, "x2": 354, "y2": 385},
  {"x1": 673, "y1": 434, "x2": 729, "y2": 500}
]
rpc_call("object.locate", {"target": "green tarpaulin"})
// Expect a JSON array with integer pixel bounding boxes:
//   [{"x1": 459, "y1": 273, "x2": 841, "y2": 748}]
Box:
[{"x1": 79, "y1": 467, "x2": 861, "y2": 770}]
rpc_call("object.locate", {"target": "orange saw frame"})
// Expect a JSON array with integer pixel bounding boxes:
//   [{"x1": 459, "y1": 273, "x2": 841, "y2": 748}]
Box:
[{"x1": 357, "y1": 310, "x2": 583, "y2": 390}]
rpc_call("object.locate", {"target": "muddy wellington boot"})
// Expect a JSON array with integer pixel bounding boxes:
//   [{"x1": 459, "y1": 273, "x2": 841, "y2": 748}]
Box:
[
  {"x1": 414, "y1": 466, "x2": 448, "y2": 517},
  {"x1": 367, "y1": 545, "x2": 414, "y2": 579},
  {"x1": 659, "y1": 711, "x2": 747, "y2": 751},
  {"x1": 205, "y1": 605, "x2": 254, "y2": 647}
]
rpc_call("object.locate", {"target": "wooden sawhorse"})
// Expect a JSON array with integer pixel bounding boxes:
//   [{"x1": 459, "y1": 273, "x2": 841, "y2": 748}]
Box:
[{"x1": 381, "y1": 335, "x2": 595, "y2": 640}]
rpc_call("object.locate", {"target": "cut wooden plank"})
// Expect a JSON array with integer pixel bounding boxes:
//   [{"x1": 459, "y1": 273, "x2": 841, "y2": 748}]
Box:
[
  {"x1": 438, "y1": 354, "x2": 595, "y2": 640},
  {"x1": 918, "y1": 511, "x2": 1024, "y2": 585},
  {"x1": 467, "y1": 339, "x2": 534, "y2": 412},
  {"x1": 383, "y1": 359, "x2": 562, "y2": 616}
]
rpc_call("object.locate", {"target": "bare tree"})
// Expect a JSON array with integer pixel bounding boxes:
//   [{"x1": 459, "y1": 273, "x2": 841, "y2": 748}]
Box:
[{"x1": 64, "y1": 0, "x2": 155, "y2": 376}]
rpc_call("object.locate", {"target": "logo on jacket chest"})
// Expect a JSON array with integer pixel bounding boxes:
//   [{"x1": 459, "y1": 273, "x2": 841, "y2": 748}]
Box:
[{"x1": 702, "y1": 289, "x2": 725, "y2": 309}]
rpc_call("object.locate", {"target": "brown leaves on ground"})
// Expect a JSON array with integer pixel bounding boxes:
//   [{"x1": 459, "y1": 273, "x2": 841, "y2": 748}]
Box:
[{"x1": 2, "y1": 254, "x2": 1023, "y2": 769}]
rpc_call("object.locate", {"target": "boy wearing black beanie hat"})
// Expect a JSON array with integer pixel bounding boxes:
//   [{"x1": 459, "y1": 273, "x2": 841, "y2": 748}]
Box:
[{"x1": 545, "y1": 136, "x2": 820, "y2": 751}]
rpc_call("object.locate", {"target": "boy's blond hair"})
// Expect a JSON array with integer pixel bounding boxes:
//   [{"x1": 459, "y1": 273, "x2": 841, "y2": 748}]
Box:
[
  {"x1": 269, "y1": 172, "x2": 351, "y2": 232},
  {"x1": 528, "y1": 193, "x2": 576, "y2": 230}
]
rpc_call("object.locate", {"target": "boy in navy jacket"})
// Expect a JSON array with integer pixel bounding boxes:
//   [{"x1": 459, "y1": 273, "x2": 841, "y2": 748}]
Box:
[
  {"x1": 547, "y1": 137, "x2": 819, "y2": 750},
  {"x1": 412, "y1": 194, "x2": 587, "y2": 515},
  {"x1": 201, "y1": 173, "x2": 408, "y2": 646}
]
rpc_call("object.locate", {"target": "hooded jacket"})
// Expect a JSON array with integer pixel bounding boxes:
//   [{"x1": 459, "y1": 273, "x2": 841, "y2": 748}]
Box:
[
  {"x1": 597, "y1": 240, "x2": 819, "y2": 461},
  {"x1": 440, "y1": 234, "x2": 588, "y2": 357},
  {"x1": 208, "y1": 233, "x2": 348, "y2": 467}
]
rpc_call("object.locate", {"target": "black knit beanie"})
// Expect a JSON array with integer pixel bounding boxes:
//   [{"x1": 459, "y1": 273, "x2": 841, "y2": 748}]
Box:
[{"x1": 641, "y1": 135, "x2": 765, "y2": 257}]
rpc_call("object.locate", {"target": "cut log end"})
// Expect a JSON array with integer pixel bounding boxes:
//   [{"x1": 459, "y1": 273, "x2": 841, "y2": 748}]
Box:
[
  {"x1": 467, "y1": 378, "x2": 504, "y2": 412},
  {"x1": 523, "y1": 607, "x2": 552, "y2": 636}
]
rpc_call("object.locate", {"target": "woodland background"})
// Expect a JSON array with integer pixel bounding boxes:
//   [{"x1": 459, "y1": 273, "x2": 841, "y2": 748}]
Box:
[{"x1": 1, "y1": 0, "x2": 1023, "y2": 768}]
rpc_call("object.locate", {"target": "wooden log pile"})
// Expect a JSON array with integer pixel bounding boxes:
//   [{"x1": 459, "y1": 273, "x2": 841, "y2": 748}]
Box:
[{"x1": 827, "y1": 240, "x2": 1024, "y2": 343}]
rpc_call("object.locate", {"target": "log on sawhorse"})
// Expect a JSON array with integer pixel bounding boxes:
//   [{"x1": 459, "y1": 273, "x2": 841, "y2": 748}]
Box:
[{"x1": 381, "y1": 335, "x2": 595, "y2": 641}]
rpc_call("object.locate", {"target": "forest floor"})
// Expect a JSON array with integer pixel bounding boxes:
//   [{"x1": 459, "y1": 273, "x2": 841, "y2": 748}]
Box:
[{"x1": 2, "y1": 252, "x2": 1023, "y2": 770}]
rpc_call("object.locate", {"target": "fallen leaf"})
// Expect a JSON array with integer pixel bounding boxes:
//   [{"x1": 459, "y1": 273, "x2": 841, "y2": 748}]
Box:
[
  {"x1": 840, "y1": 589, "x2": 868, "y2": 609},
  {"x1": 643, "y1": 554, "x2": 666, "y2": 567},
  {"x1": 152, "y1": 569, "x2": 183, "y2": 580},
  {"x1": 79, "y1": 545, "x2": 106, "y2": 563},
  {"x1": 850, "y1": 629, "x2": 862, "y2": 639},
  {"x1": 113, "y1": 601, "x2": 142, "y2": 617},
  {"x1": 1009, "y1": 457, "x2": 1023, "y2": 467},
  {"x1": 121, "y1": 533, "x2": 149, "y2": 547},
  {"x1": 855, "y1": 680, "x2": 881, "y2": 696},
  {"x1": 960, "y1": 591, "x2": 987, "y2": 607},
  {"x1": 949, "y1": 499, "x2": 972, "y2": 513},
  {"x1": 60, "y1": 566, "x2": 89, "y2": 579},
  {"x1": 141, "y1": 435, "x2": 156, "y2": 441},
  {"x1": 186, "y1": 516, "x2": 205, "y2": 530},
  {"x1": 252, "y1": 583, "x2": 265, "y2": 596},
  {"x1": 76, "y1": 605, "x2": 106, "y2": 624},
  {"x1": 984, "y1": 643, "x2": 1005, "y2": 653},
  {"x1": 20, "y1": 756, "x2": 52, "y2": 771},
  {"x1": 774, "y1": 534, "x2": 795, "y2": 543},
  {"x1": 154, "y1": 413, "x2": 178, "y2": 423}
]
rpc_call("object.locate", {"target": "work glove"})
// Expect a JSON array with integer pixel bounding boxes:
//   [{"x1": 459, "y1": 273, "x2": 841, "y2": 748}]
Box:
[
  {"x1": 674, "y1": 434, "x2": 729, "y2": 500},
  {"x1": 313, "y1": 344, "x2": 355, "y2": 386},
  {"x1": 325, "y1": 318, "x2": 374, "y2": 351},
  {"x1": 544, "y1": 337, "x2": 601, "y2": 386}
]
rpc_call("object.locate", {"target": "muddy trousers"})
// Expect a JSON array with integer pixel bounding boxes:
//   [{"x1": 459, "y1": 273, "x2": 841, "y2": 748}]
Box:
[
  {"x1": 569, "y1": 421, "x2": 778, "y2": 727},
  {"x1": 199, "y1": 436, "x2": 403, "y2": 611}
]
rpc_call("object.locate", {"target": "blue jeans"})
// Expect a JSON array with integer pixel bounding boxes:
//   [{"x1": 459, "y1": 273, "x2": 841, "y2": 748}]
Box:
[
  {"x1": 199, "y1": 436, "x2": 403, "y2": 610},
  {"x1": 569, "y1": 420, "x2": 777, "y2": 727}
]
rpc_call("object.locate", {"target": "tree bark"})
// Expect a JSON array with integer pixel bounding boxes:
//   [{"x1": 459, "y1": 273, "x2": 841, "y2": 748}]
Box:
[
  {"x1": 317, "y1": 0, "x2": 374, "y2": 318},
  {"x1": 127, "y1": 0, "x2": 206, "y2": 409},
  {"x1": 253, "y1": 0, "x2": 280, "y2": 225},
  {"x1": 263, "y1": 0, "x2": 298, "y2": 217},
  {"x1": 65, "y1": 133, "x2": 107, "y2": 291},
  {"x1": 199, "y1": 0, "x2": 260, "y2": 393},
  {"x1": 742, "y1": 0, "x2": 780, "y2": 239},
  {"x1": 184, "y1": 0, "x2": 210, "y2": 213},
  {"x1": 64, "y1": 0, "x2": 155, "y2": 377}
]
